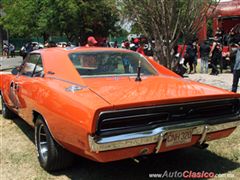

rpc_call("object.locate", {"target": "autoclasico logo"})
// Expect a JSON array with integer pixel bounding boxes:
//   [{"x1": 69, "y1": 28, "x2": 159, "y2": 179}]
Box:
[
  {"x1": 183, "y1": 171, "x2": 215, "y2": 178},
  {"x1": 149, "y1": 171, "x2": 235, "y2": 178}
]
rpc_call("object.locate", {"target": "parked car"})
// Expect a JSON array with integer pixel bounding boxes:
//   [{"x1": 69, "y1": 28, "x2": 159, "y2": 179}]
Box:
[
  {"x1": 56, "y1": 42, "x2": 67, "y2": 47},
  {"x1": 56, "y1": 42, "x2": 75, "y2": 48},
  {"x1": 1, "y1": 47, "x2": 240, "y2": 171},
  {"x1": 32, "y1": 42, "x2": 44, "y2": 49}
]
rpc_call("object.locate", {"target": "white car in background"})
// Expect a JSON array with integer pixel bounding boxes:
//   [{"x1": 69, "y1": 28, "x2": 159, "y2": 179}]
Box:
[
  {"x1": 56, "y1": 42, "x2": 75, "y2": 48},
  {"x1": 32, "y1": 42, "x2": 44, "y2": 49}
]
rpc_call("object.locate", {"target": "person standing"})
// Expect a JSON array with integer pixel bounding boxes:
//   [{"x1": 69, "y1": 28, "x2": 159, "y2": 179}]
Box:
[
  {"x1": 184, "y1": 41, "x2": 197, "y2": 74},
  {"x1": 9, "y1": 43, "x2": 15, "y2": 57},
  {"x1": 136, "y1": 41, "x2": 146, "y2": 56},
  {"x1": 215, "y1": 27, "x2": 224, "y2": 44},
  {"x1": 124, "y1": 40, "x2": 130, "y2": 49},
  {"x1": 229, "y1": 29, "x2": 240, "y2": 72},
  {"x1": 209, "y1": 36, "x2": 222, "y2": 75},
  {"x1": 3, "y1": 43, "x2": 8, "y2": 57},
  {"x1": 113, "y1": 40, "x2": 118, "y2": 48},
  {"x1": 231, "y1": 45, "x2": 240, "y2": 92},
  {"x1": 200, "y1": 40, "x2": 210, "y2": 73},
  {"x1": 192, "y1": 41, "x2": 198, "y2": 73},
  {"x1": 130, "y1": 38, "x2": 139, "y2": 51}
]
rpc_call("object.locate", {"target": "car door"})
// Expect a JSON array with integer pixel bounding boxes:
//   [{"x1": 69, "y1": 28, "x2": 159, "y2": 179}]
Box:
[{"x1": 12, "y1": 53, "x2": 44, "y2": 121}]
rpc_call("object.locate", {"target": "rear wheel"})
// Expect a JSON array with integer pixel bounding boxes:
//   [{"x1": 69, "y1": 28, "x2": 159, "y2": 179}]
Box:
[
  {"x1": 35, "y1": 116, "x2": 74, "y2": 171},
  {"x1": 1, "y1": 96, "x2": 16, "y2": 119}
]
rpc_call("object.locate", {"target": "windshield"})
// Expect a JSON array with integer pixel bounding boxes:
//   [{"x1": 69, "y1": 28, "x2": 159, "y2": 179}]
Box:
[{"x1": 69, "y1": 51, "x2": 158, "y2": 77}]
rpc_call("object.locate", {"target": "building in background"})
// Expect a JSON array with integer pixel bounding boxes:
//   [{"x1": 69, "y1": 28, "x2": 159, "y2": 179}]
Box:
[{"x1": 198, "y1": 0, "x2": 240, "y2": 42}]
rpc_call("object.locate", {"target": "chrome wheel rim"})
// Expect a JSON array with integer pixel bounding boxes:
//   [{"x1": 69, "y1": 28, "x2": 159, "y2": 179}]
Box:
[{"x1": 38, "y1": 124, "x2": 48, "y2": 161}]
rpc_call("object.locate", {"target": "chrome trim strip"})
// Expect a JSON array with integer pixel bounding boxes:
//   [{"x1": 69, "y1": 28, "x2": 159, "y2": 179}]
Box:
[
  {"x1": 81, "y1": 74, "x2": 155, "y2": 78},
  {"x1": 89, "y1": 120, "x2": 240, "y2": 152},
  {"x1": 45, "y1": 76, "x2": 87, "y2": 88}
]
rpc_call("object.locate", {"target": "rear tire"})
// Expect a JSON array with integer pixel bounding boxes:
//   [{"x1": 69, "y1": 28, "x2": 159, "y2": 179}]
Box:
[
  {"x1": 1, "y1": 96, "x2": 16, "y2": 119},
  {"x1": 35, "y1": 116, "x2": 74, "y2": 171}
]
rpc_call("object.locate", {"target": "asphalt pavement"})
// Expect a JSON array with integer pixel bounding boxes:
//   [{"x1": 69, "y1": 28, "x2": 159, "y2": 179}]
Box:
[{"x1": 0, "y1": 56, "x2": 23, "y2": 71}]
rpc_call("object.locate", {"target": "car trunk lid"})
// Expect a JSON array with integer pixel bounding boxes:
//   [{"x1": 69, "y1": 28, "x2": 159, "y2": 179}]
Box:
[{"x1": 83, "y1": 75, "x2": 239, "y2": 108}]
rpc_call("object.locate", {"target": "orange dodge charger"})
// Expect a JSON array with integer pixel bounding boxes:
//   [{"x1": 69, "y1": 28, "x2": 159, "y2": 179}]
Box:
[{"x1": 1, "y1": 47, "x2": 240, "y2": 171}]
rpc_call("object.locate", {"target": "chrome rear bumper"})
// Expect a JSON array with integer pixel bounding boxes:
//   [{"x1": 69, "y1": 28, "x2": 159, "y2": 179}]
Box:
[{"x1": 88, "y1": 120, "x2": 240, "y2": 153}]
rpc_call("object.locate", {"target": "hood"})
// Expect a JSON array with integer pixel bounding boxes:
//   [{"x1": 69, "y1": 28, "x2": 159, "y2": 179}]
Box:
[{"x1": 83, "y1": 75, "x2": 237, "y2": 108}]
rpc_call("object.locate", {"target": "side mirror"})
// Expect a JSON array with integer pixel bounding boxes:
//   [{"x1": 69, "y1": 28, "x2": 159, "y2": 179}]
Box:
[{"x1": 11, "y1": 67, "x2": 20, "y2": 75}]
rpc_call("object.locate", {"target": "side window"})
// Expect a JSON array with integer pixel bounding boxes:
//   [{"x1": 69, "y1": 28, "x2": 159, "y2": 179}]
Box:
[
  {"x1": 32, "y1": 56, "x2": 44, "y2": 77},
  {"x1": 20, "y1": 54, "x2": 44, "y2": 77}
]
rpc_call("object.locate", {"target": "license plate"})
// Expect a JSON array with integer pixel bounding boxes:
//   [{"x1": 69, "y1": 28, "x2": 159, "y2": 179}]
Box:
[{"x1": 166, "y1": 129, "x2": 192, "y2": 147}]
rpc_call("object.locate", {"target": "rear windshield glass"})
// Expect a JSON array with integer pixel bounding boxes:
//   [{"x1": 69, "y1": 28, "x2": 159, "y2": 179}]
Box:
[{"x1": 68, "y1": 51, "x2": 158, "y2": 77}]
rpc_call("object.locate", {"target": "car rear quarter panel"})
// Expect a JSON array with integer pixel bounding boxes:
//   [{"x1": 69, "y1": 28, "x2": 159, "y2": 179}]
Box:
[{"x1": 26, "y1": 77, "x2": 111, "y2": 152}]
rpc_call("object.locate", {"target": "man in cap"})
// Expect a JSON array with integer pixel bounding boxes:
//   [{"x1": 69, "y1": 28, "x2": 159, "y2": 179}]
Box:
[{"x1": 86, "y1": 36, "x2": 98, "y2": 47}]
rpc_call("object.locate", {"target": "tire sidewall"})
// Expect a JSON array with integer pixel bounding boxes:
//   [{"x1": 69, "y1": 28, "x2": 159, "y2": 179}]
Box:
[
  {"x1": 1, "y1": 96, "x2": 6, "y2": 117},
  {"x1": 35, "y1": 116, "x2": 74, "y2": 171},
  {"x1": 1, "y1": 96, "x2": 12, "y2": 119},
  {"x1": 35, "y1": 117, "x2": 55, "y2": 170}
]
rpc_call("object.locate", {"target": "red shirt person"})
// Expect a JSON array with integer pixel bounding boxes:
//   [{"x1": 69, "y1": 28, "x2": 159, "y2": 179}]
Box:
[{"x1": 136, "y1": 42, "x2": 146, "y2": 56}]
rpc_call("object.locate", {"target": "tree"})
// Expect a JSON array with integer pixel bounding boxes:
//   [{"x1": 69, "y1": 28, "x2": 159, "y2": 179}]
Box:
[
  {"x1": 0, "y1": 0, "x2": 39, "y2": 37},
  {"x1": 0, "y1": 0, "x2": 119, "y2": 44},
  {"x1": 119, "y1": 0, "x2": 219, "y2": 68},
  {"x1": 75, "y1": 0, "x2": 120, "y2": 44}
]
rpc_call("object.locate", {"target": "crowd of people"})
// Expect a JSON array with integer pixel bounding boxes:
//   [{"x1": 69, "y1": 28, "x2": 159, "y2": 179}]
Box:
[
  {"x1": 181, "y1": 26, "x2": 240, "y2": 92},
  {"x1": 3, "y1": 35, "x2": 150, "y2": 60},
  {"x1": 183, "y1": 27, "x2": 240, "y2": 76},
  {"x1": 108, "y1": 29, "x2": 240, "y2": 79},
  {"x1": 3, "y1": 32, "x2": 240, "y2": 72}
]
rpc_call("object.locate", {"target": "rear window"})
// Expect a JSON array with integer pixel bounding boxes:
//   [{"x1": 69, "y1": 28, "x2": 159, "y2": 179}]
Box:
[{"x1": 68, "y1": 51, "x2": 158, "y2": 77}]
